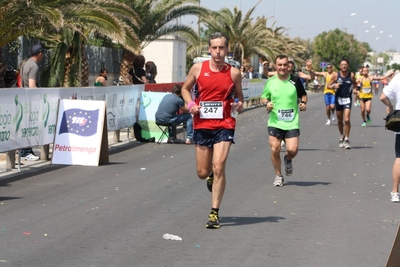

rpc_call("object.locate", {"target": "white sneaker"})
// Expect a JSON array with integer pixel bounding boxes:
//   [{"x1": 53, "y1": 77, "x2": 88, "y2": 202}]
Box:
[
  {"x1": 344, "y1": 140, "x2": 351, "y2": 149},
  {"x1": 391, "y1": 192, "x2": 400, "y2": 203},
  {"x1": 273, "y1": 174, "x2": 284, "y2": 187},
  {"x1": 331, "y1": 114, "x2": 336, "y2": 121},
  {"x1": 25, "y1": 153, "x2": 39, "y2": 161},
  {"x1": 325, "y1": 119, "x2": 331, "y2": 126}
]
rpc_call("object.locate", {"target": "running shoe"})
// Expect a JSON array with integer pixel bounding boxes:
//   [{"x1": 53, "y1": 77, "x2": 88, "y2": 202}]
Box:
[
  {"x1": 206, "y1": 172, "x2": 214, "y2": 192},
  {"x1": 339, "y1": 138, "x2": 345, "y2": 148},
  {"x1": 391, "y1": 192, "x2": 400, "y2": 203},
  {"x1": 366, "y1": 115, "x2": 371, "y2": 124},
  {"x1": 361, "y1": 122, "x2": 367, "y2": 127},
  {"x1": 273, "y1": 174, "x2": 284, "y2": 187},
  {"x1": 325, "y1": 119, "x2": 331, "y2": 126},
  {"x1": 331, "y1": 114, "x2": 336, "y2": 121},
  {"x1": 206, "y1": 210, "x2": 220, "y2": 229},
  {"x1": 284, "y1": 155, "x2": 293, "y2": 176},
  {"x1": 354, "y1": 100, "x2": 360, "y2": 107},
  {"x1": 344, "y1": 140, "x2": 351, "y2": 149}
]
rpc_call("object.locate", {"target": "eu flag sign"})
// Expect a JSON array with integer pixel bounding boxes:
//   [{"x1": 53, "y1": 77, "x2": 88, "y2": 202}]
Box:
[{"x1": 59, "y1": 108, "x2": 99, "y2": 137}]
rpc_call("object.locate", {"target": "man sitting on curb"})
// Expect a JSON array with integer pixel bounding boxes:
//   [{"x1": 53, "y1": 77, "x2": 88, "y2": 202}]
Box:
[{"x1": 155, "y1": 84, "x2": 194, "y2": 144}]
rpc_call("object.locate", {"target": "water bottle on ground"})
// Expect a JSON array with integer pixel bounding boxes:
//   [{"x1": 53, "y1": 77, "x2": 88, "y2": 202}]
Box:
[
  {"x1": 163, "y1": 233, "x2": 182, "y2": 241},
  {"x1": 231, "y1": 98, "x2": 239, "y2": 118}
]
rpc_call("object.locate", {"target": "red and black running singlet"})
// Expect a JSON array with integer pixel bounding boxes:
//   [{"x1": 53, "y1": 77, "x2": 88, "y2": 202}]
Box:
[{"x1": 194, "y1": 60, "x2": 235, "y2": 130}]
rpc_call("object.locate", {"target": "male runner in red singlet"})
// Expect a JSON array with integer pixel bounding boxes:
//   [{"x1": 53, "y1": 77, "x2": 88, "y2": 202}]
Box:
[{"x1": 181, "y1": 32, "x2": 244, "y2": 229}]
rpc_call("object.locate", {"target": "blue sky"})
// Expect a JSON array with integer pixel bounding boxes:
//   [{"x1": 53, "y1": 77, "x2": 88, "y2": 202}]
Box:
[{"x1": 188, "y1": 0, "x2": 398, "y2": 52}]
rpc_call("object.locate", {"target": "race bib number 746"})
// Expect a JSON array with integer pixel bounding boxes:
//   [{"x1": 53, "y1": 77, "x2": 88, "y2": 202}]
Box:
[{"x1": 200, "y1": 101, "x2": 223, "y2": 119}]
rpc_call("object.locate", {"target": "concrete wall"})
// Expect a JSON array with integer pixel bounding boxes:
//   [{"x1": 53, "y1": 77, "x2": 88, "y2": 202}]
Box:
[{"x1": 142, "y1": 36, "x2": 187, "y2": 83}]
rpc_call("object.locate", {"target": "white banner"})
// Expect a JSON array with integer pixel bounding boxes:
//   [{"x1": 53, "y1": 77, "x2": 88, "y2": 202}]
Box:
[{"x1": 0, "y1": 85, "x2": 143, "y2": 152}]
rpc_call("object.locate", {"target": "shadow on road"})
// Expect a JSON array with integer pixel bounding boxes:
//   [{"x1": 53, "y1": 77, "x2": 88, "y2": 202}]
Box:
[
  {"x1": 0, "y1": 196, "x2": 23, "y2": 201},
  {"x1": 221, "y1": 216, "x2": 286, "y2": 227},
  {"x1": 284, "y1": 181, "x2": 331, "y2": 186}
]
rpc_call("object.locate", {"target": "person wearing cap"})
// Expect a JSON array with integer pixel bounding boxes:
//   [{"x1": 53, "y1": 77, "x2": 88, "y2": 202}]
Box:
[
  {"x1": 19, "y1": 44, "x2": 46, "y2": 160},
  {"x1": 21, "y1": 44, "x2": 46, "y2": 88},
  {"x1": 314, "y1": 63, "x2": 336, "y2": 125}
]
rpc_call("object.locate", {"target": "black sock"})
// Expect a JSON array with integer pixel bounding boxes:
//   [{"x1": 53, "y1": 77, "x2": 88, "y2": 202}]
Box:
[{"x1": 211, "y1": 208, "x2": 219, "y2": 213}]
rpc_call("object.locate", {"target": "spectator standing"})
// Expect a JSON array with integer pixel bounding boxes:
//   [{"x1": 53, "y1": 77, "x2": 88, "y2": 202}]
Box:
[
  {"x1": 313, "y1": 76, "x2": 320, "y2": 92},
  {"x1": 129, "y1": 55, "x2": 148, "y2": 84},
  {"x1": 240, "y1": 66, "x2": 249, "y2": 79},
  {"x1": 145, "y1": 61, "x2": 157, "y2": 84},
  {"x1": 94, "y1": 68, "x2": 107, "y2": 86},
  {"x1": 261, "y1": 60, "x2": 269, "y2": 79},
  {"x1": 20, "y1": 44, "x2": 46, "y2": 160},
  {"x1": 248, "y1": 66, "x2": 260, "y2": 79},
  {"x1": 380, "y1": 73, "x2": 400, "y2": 202}
]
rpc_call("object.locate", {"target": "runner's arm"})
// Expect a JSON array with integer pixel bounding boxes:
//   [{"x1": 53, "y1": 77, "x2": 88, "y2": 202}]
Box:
[
  {"x1": 231, "y1": 66, "x2": 244, "y2": 112},
  {"x1": 182, "y1": 63, "x2": 201, "y2": 113},
  {"x1": 327, "y1": 73, "x2": 338, "y2": 89}
]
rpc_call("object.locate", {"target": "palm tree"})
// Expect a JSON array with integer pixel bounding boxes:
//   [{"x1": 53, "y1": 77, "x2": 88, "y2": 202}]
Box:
[
  {"x1": 201, "y1": 2, "x2": 306, "y2": 66},
  {"x1": 117, "y1": 0, "x2": 209, "y2": 83},
  {"x1": 201, "y1": 3, "x2": 275, "y2": 64},
  {"x1": 1, "y1": 0, "x2": 142, "y2": 87},
  {"x1": 39, "y1": 0, "x2": 142, "y2": 87}
]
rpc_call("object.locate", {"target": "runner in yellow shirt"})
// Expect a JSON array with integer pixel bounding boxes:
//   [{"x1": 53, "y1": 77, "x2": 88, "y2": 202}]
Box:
[
  {"x1": 356, "y1": 67, "x2": 394, "y2": 127},
  {"x1": 315, "y1": 63, "x2": 335, "y2": 125}
]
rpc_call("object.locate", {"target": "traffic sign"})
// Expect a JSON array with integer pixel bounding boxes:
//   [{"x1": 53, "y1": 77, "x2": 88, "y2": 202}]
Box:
[{"x1": 320, "y1": 62, "x2": 327, "y2": 68}]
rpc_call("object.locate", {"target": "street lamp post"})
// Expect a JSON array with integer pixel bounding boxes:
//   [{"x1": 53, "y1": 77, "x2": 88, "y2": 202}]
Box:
[{"x1": 340, "y1": 13, "x2": 356, "y2": 32}]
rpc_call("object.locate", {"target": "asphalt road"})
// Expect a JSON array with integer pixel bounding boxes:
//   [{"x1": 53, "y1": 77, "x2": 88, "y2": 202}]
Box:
[{"x1": 0, "y1": 92, "x2": 398, "y2": 267}]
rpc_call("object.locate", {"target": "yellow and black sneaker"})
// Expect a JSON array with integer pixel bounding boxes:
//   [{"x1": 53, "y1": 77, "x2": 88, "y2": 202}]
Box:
[
  {"x1": 205, "y1": 210, "x2": 220, "y2": 229},
  {"x1": 206, "y1": 172, "x2": 214, "y2": 192}
]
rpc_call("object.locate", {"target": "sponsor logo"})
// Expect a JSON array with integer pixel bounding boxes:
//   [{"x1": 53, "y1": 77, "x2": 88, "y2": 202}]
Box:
[{"x1": 59, "y1": 108, "x2": 99, "y2": 137}]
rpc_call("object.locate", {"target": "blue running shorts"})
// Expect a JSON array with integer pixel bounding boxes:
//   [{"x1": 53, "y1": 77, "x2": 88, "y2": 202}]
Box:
[{"x1": 193, "y1": 129, "x2": 235, "y2": 147}]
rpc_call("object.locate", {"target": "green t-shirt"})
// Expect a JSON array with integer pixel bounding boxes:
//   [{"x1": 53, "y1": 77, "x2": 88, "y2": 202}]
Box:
[{"x1": 261, "y1": 75, "x2": 307, "y2": 130}]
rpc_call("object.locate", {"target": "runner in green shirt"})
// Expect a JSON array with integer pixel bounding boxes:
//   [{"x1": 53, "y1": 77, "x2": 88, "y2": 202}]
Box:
[{"x1": 261, "y1": 55, "x2": 308, "y2": 187}]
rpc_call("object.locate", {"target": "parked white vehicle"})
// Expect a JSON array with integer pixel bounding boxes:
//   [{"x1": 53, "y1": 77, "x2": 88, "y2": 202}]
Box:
[{"x1": 193, "y1": 55, "x2": 240, "y2": 69}]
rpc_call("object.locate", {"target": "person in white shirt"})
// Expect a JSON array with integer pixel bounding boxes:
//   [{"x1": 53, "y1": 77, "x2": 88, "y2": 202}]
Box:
[{"x1": 380, "y1": 72, "x2": 400, "y2": 203}]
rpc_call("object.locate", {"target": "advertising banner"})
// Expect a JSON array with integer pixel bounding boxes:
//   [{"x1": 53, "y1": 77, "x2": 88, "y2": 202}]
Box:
[
  {"x1": 138, "y1": 92, "x2": 169, "y2": 141},
  {"x1": 52, "y1": 100, "x2": 107, "y2": 166}
]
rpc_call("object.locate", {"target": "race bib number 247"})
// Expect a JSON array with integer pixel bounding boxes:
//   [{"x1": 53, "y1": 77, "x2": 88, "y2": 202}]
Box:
[{"x1": 200, "y1": 101, "x2": 223, "y2": 119}]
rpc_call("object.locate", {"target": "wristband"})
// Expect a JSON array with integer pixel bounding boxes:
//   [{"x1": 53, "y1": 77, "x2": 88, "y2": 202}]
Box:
[{"x1": 187, "y1": 101, "x2": 196, "y2": 110}]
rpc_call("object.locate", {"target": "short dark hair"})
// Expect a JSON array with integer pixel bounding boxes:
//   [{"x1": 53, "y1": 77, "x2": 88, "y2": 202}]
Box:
[
  {"x1": 208, "y1": 32, "x2": 228, "y2": 47},
  {"x1": 100, "y1": 68, "x2": 107, "y2": 75},
  {"x1": 339, "y1": 58, "x2": 349, "y2": 65},
  {"x1": 172, "y1": 84, "x2": 182, "y2": 95},
  {"x1": 274, "y1": 55, "x2": 288, "y2": 63}
]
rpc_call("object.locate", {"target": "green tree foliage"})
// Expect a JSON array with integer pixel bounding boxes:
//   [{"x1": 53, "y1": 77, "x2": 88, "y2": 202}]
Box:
[
  {"x1": 313, "y1": 29, "x2": 370, "y2": 71},
  {"x1": 391, "y1": 63, "x2": 400, "y2": 71},
  {"x1": 200, "y1": 2, "x2": 305, "y2": 65}
]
